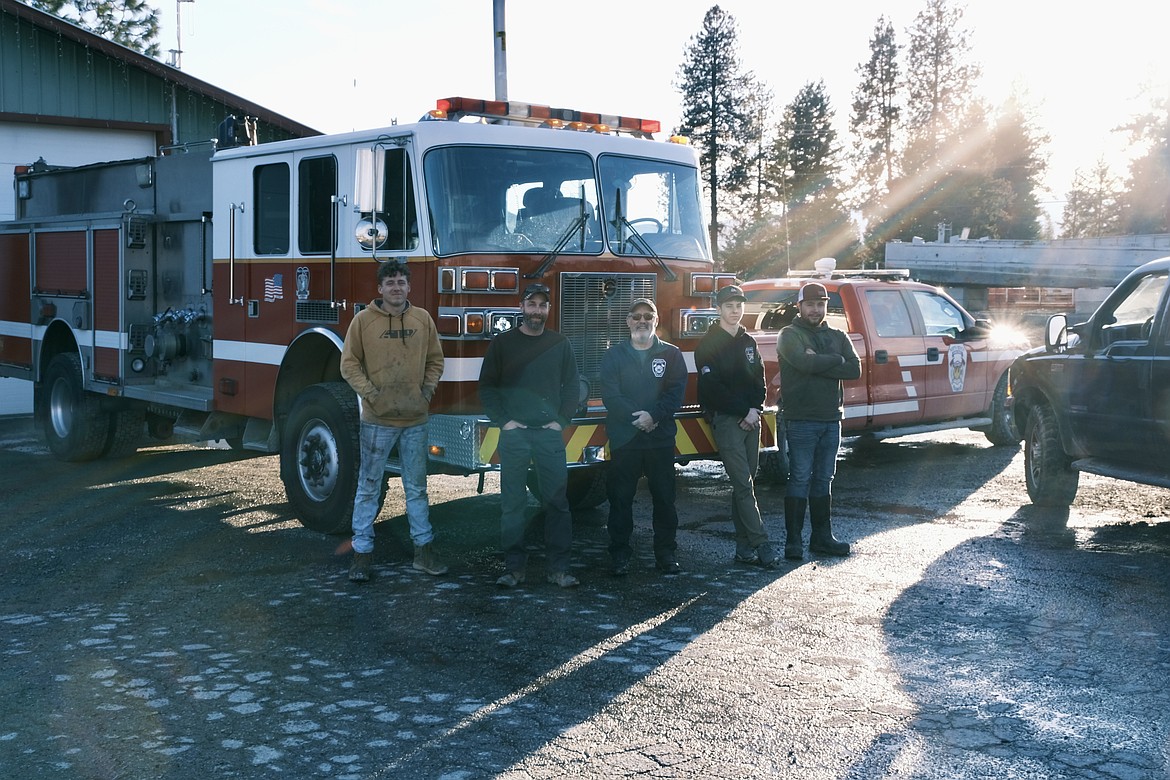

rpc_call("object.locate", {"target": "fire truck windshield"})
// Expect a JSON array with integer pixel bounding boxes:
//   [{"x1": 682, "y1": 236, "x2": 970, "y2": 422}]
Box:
[{"x1": 423, "y1": 146, "x2": 709, "y2": 262}]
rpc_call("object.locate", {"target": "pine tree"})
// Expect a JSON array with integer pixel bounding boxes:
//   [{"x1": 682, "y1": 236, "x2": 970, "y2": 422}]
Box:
[
  {"x1": 766, "y1": 81, "x2": 852, "y2": 271},
  {"x1": 1118, "y1": 96, "x2": 1170, "y2": 234},
  {"x1": 848, "y1": 16, "x2": 901, "y2": 266},
  {"x1": 901, "y1": 0, "x2": 981, "y2": 170},
  {"x1": 1062, "y1": 160, "x2": 1123, "y2": 237},
  {"x1": 850, "y1": 16, "x2": 901, "y2": 205},
  {"x1": 28, "y1": 0, "x2": 162, "y2": 58},
  {"x1": 986, "y1": 94, "x2": 1048, "y2": 239},
  {"x1": 675, "y1": 5, "x2": 753, "y2": 262}
]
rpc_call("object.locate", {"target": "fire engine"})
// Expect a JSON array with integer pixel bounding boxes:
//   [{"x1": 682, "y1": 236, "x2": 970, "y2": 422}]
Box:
[{"x1": 0, "y1": 97, "x2": 751, "y2": 534}]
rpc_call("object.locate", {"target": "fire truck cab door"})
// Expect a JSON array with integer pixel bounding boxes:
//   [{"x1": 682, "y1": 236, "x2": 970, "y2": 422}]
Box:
[
  {"x1": 911, "y1": 289, "x2": 989, "y2": 422},
  {"x1": 861, "y1": 288, "x2": 925, "y2": 428}
]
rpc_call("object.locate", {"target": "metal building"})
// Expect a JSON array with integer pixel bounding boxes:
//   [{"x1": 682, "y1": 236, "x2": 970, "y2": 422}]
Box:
[{"x1": 0, "y1": 0, "x2": 320, "y2": 414}]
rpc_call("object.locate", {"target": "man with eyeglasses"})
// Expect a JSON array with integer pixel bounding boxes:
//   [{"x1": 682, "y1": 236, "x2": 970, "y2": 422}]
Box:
[
  {"x1": 479, "y1": 282, "x2": 583, "y2": 588},
  {"x1": 599, "y1": 298, "x2": 687, "y2": 575}
]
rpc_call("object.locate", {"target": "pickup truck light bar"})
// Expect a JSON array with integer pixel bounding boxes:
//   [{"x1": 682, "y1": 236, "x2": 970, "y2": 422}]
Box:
[{"x1": 429, "y1": 97, "x2": 663, "y2": 138}]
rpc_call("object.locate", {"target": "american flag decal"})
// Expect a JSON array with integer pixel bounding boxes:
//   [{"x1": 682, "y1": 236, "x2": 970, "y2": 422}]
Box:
[{"x1": 264, "y1": 273, "x2": 284, "y2": 302}]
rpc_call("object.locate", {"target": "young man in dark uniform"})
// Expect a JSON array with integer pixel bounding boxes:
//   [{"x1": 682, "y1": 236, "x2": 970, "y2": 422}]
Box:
[{"x1": 696, "y1": 285, "x2": 777, "y2": 568}]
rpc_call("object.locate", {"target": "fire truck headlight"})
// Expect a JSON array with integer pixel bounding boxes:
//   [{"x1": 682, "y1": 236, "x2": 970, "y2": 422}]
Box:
[{"x1": 131, "y1": 358, "x2": 146, "y2": 373}]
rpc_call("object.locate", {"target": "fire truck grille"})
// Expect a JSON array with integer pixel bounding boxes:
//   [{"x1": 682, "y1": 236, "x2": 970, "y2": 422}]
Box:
[
  {"x1": 557, "y1": 273, "x2": 656, "y2": 401},
  {"x1": 296, "y1": 301, "x2": 340, "y2": 324}
]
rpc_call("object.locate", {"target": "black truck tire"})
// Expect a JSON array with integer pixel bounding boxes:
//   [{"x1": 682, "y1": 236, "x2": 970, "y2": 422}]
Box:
[
  {"x1": 981, "y1": 372, "x2": 1020, "y2": 446},
  {"x1": 42, "y1": 353, "x2": 110, "y2": 462},
  {"x1": 280, "y1": 382, "x2": 361, "y2": 535},
  {"x1": 527, "y1": 466, "x2": 609, "y2": 511},
  {"x1": 1024, "y1": 403, "x2": 1080, "y2": 506},
  {"x1": 103, "y1": 407, "x2": 145, "y2": 458}
]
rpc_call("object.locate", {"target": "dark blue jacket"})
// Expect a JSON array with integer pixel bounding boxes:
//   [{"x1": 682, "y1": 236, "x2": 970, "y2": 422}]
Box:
[
  {"x1": 600, "y1": 336, "x2": 686, "y2": 451},
  {"x1": 696, "y1": 324, "x2": 765, "y2": 418}
]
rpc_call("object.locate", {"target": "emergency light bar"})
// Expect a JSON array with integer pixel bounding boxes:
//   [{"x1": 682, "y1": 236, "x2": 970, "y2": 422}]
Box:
[{"x1": 431, "y1": 97, "x2": 662, "y2": 139}]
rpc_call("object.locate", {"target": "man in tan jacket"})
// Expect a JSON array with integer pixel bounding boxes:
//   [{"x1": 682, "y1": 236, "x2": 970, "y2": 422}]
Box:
[{"x1": 341, "y1": 260, "x2": 445, "y2": 582}]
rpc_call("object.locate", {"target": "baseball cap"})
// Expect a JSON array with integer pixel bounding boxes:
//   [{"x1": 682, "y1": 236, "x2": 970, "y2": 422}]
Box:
[
  {"x1": 714, "y1": 285, "x2": 746, "y2": 306},
  {"x1": 628, "y1": 297, "x2": 657, "y2": 314},
  {"x1": 522, "y1": 283, "x2": 550, "y2": 301},
  {"x1": 797, "y1": 282, "x2": 830, "y2": 303}
]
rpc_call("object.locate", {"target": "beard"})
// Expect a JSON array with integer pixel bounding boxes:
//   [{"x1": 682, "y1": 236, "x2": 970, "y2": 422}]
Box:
[{"x1": 524, "y1": 311, "x2": 547, "y2": 329}]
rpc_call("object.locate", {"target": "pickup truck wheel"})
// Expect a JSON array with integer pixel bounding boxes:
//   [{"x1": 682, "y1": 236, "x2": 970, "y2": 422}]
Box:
[
  {"x1": 42, "y1": 353, "x2": 110, "y2": 462},
  {"x1": 281, "y1": 383, "x2": 361, "y2": 535},
  {"x1": 1024, "y1": 404, "x2": 1079, "y2": 506},
  {"x1": 982, "y1": 372, "x2": 1019, "y2": 446}
]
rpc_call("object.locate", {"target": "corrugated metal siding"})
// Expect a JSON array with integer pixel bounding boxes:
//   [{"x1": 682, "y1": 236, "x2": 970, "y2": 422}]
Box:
[{"x1": 0, "y1": 7, "x2": 304, "y2": 145}]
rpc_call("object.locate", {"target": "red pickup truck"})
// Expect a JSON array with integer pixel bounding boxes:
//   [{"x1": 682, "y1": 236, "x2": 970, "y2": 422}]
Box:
[{"x1": 742, "y1": 268, "x2": 1024, "y2": 449}]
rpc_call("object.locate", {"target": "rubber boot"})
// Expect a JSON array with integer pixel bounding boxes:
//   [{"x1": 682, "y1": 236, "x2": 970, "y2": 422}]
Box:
[
  {"x1": 784, "y1": 497, "x2": 807, "y2": 560},
  {"x1": 808, "y1": 495, "x2": 850, "y2": 556},
  {"x1": 413, "y1": 543, "x2": 449, "y2": 575}
]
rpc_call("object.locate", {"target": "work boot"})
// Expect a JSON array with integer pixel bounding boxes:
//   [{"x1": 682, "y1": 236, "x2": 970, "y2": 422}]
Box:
[
  {"x1": 349, "y1": 552, "x2": 372, "y2": 583},
  {"x1": 413, "y1": 543, "x2": 449, "y2": 576},
  {"x1": 784, "y1": 497, "x2": 807, "y2": 560},
  {"x1": 808, "y1": 495, "x2": 850, "y2": 556},
  {"x1": 756, "y1": 542, "x2": 779, "y2": 570}
]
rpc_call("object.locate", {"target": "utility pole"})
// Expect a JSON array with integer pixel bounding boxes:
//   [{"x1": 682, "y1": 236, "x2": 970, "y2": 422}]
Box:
[
  {"x1": 493, "y1": 0, "x2": 507, "y2": 102},
  {"x1": 168, "y1": 0, "x2": 196, "y2": 69}
]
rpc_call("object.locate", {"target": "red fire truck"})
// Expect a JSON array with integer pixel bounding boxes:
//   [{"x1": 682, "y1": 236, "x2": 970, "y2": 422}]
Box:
[{"x1": 0, "y1": 97, "x2": 749, "y2": 533}]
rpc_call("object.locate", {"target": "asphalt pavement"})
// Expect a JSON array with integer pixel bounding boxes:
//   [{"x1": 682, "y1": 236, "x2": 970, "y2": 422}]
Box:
[{"x1": 1, "y1": 416, "x2": 1168, "y2": 779}]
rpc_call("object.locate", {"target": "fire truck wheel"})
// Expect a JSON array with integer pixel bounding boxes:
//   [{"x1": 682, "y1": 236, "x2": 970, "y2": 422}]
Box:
[
  {"x1": 42, "y1": 353, "x2": 111, "y2": 462},
  {"x1": 104, "y1": 408, "x2": 145, "y2": 459},
  {"x1": 527, "y1": 467, "x2": 608, "y2": 511},
  {"x1": 1024, "y1": 403, "x2": 1079, "y2": 507},
  {"x1": 980, "y1": 372, "x2": 1020, "y2": 446},
  {"x1": 281, "y1": 382, "x2": 361, "y2": 535}
]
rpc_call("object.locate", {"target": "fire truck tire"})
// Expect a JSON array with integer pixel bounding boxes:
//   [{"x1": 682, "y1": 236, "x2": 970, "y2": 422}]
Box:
[
  {"x1": 42, "y1": 353, "x2": 111, "y2": 462},
  {"x1": 281, "y1": 382, "x2": 361, "y2": 535},
  {"x1": 527, "y1": 467, "x2": 609, "y2": 511},
  {"x1": 103, "y1": 408, "x2": 145, "y2": 458},
  {"x1": 1024, "y1": 403, "x2": 1079, "y2": 506},
  {"x1": 980, "y1": 372, "x2": 1020, "y2": 446},
  {"x1": 757, "y1": 448, "x2": 789, "y2": 484}
]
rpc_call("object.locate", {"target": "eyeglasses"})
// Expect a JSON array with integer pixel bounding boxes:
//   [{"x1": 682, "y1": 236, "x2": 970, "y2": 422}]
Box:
[{"x1": 628, "y1": 313, "x2": 655, "y2": 321}]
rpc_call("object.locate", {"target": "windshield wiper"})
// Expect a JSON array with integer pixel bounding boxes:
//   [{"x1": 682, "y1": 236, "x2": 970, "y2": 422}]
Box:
[
  {"x1": 524, "y1": 216, "x2": 587, "y2": 279},
  {"x1": 615, "y1": 215, "x2": 677, "y2": 282}
]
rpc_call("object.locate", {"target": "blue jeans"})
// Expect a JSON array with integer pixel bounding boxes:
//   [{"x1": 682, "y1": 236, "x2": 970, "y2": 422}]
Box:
[
  {"x1": 606, "y1": 444, "x2": 678, "y2": 557},
  {"x1": 498, "y1": 426, "x2": 573, "y2": 574},
  {"x1": 785, "y1": 419, "x2": 841, "y2": 499},
  {"x1": 351, "y1": 421, "x2": 432, "y2": 554}
]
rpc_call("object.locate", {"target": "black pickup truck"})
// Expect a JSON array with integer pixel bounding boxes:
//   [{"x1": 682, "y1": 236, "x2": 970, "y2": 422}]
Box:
[{"x1": 1008, "y1": 257, "x2": 1170, "y2": 506}]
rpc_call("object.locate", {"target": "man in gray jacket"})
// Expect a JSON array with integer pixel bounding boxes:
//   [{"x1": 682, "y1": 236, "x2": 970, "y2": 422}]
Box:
[{"x1": 777, "y1": 281, "x2": 861, "y2": 559}]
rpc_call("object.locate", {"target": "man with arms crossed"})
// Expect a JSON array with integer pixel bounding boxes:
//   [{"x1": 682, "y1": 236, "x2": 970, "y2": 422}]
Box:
[{"x1": 777, "y1": 280, "x2": 860, "y2": 559}]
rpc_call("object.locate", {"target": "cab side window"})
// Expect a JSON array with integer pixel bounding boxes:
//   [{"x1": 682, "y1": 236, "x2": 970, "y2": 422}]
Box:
[
  {"x1": 298, "y1": 155, "x2": 337, "y2": 255},
  {"x1": 912, "y1": 290, "x2": 966, "y2": 338},
  {"x1": 1097, "y1": 271, "x2": 1167, "y2": 347},
  {"x1": 867, "y1": 290, "x2": 915, "y2": 337},
  {"x1": 254, "y1": 163, "x2": 290, "y2": 255}
]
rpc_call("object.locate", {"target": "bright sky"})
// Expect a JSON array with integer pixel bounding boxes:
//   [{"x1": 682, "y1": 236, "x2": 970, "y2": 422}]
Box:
[{"x1": 163, "y1": 0, "x2": 1169, "y2": 220}]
